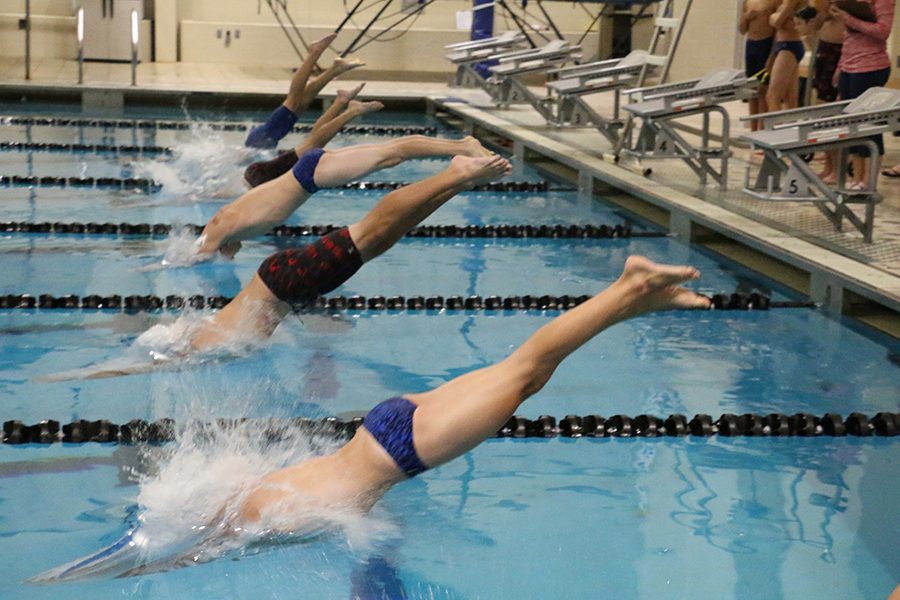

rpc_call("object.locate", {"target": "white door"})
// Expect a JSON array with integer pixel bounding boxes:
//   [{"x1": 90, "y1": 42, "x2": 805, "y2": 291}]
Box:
[{"x1": 82, "y1": 0, "x2": 143, "y2": 62}]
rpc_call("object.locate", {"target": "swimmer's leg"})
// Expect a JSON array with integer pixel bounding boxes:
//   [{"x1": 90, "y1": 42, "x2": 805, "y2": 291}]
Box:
[
  {"x1": 243, "y1": 94, "x2": 379, "y2": 189},
  {"x1": 284, "y1": 34, "x2": 339, "y2": 114},
  {"x1": 406, "y1": 257, "x2": 710, "y2": 468},
  {"x1": 766, "y1": 50, "x2": 799, "y2": 112},
  {"x1": 195, "y1": 156, "x2": 511, "y2": 347},
  {"x1": 244, "y1": 35, "x2": 337, "y2": 148},
  {"x1": 348, "y1": 154, "x2": 511, "y2": 262},
  {"x1": 299, "y1": 98, "x2": 382, "y2": 154},
  {"x1": 312, "y1": 134, "x2": 494, "y2": 190},
  {"x1": 296, "y1": 56, "x2": 366, "y2": 111},
  {"x1": 303, "y1": 83, "x2": 366, "y2": 147}
]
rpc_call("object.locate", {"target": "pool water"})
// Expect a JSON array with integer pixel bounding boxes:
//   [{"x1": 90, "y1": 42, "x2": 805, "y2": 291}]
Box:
[{"x1": 0, "y1": 107, "x2": 898, "y2": 600}]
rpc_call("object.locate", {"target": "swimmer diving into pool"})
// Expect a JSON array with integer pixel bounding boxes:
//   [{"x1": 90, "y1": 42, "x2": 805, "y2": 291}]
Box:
[
  {"x1": 30, "y1": 256, "x2": 710, "y2": 582},
  {"x1": 243, "y1": 33, "x2": 365, "y2": 150},
  {"x1": 196, "y1": 132, "x2": 494, "y2": 260},
  {"x1": 37, "y1": 154, "x2": 511, "y2": 381}
]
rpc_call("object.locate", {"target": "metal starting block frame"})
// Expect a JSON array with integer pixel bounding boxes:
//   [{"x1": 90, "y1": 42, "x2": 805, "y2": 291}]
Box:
[
  {"x1": 486, "y1": 40, "x2": 583, "y2": 110},
  {"x1": 618, "y1": 68, "x2": 759, "y2": 190},
  {"x1": 739, "y1": 87, "x2": 900, "y2": 243},
  {"x1": 446, "y1": 32, "x2": 529, "y2": 89},
  {"x1": 544, "y1": 50, "x2": 662, "y2": 145}
]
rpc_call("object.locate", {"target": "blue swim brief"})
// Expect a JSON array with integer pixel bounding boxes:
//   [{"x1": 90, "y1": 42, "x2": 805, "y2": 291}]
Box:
[
  {"x1": 363, "y1": 397, "x2": 429, "y2": 478},
  {"x1": 772, "y1": 40, "x2": 805, "y2": 64},
  {"x1": 292, "y1": 148, "x2": 326, "y2": 194}
]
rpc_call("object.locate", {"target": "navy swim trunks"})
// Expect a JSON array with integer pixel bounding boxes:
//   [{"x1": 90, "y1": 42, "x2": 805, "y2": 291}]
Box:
[
  {"x1": 745, "y1": 36, "x2": 774, "y2": 78},
  {"x1": 363, "y1": 397, "x2": 429, "y2": 478},
  {"x1": 292, "y1": 148, "x2": 326, "y2": 194},
  {"x1": 245, "y1": 105, "x2": 298, "y2": 149}
]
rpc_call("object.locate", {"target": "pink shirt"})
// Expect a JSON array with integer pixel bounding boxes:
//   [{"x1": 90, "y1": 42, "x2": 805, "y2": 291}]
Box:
[{"x1": 838, "y1": 0, "x2": 895, "y2": 73}]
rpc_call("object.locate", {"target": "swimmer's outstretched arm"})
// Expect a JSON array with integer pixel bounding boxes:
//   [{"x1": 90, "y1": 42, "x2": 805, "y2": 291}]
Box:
[
  {"x1": 237, "y1": 256, "x2": 711, "y2": 524},
  {"x1": 190, "y1": 154, "x2": 512, "y2": 350}
]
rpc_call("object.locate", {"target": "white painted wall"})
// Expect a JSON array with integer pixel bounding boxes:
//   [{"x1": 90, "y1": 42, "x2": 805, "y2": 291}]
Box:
[
  {"x1": 9, "y1": 0, "x2": 877, "y2": 85},
  {"x1": 0, "y1": 12, "x2": 151, "y2": 60},
  {"x1": 666, "y1": 0, "x2": 740, "y2": 82}
]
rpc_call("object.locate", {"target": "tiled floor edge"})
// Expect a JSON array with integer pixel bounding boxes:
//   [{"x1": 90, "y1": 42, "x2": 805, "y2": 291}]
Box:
[{"x1": 433, "y1": 99, "x2": 900, "y2": 319}]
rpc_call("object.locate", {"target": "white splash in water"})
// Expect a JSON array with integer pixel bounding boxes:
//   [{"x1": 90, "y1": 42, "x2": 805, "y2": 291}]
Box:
[
  {"x1": 31, "y1": 416, "x2": 397, "y2": 582},
  {"x1": 159, "y1": 228, "x2": 209, "y2": 268},
  {"x1": 36, "y1": 300, "x2": 292, "y2": 382},
  {"x1": 132, "y1": 121, "x2": 257, "y2": 201},
  {"x1": 134, "y1": 419, "x2": 396, "y2": 558}
]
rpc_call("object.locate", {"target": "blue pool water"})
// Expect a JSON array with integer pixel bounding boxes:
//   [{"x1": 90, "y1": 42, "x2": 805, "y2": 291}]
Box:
[{"x1": 0, "y1": 108, "x2": 898, "y2": 599}]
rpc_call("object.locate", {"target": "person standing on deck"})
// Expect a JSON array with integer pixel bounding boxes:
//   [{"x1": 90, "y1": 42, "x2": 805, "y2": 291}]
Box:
[
  {"x1": 767, "y1": 0, "x2": 806, "y2": 112},
  {"x1": 740, "y1": 0, "x2": 779, "y2": 130},
  {"x1": 829, "y1": 0, "x2": 896, "y2": 189}
]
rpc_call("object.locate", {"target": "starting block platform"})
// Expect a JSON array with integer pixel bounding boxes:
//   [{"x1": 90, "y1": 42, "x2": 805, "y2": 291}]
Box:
[
  {"x1": 445, "y1": 32, "x2": 529, "y2": 89},
  {"x1": 485, "y1": 40, "x2": 582, "y2": 109},
  {"x1": 543, "y1": 50, "x2": 662, "y2": 144},
  {"x1": 618, "y1": 68, "x2": 759, "y2": 190},
  {"x1": 740, "y1": 87, "x2": 900, "y2": 243}
]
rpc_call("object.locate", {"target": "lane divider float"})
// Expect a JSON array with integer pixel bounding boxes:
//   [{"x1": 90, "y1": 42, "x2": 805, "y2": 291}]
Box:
[
  {"x1": 0, "y1": 292, "x2": 812, "y2": 312},
  {"x1": 4, "y1": 412, "x2": 898, "y2": 444}
]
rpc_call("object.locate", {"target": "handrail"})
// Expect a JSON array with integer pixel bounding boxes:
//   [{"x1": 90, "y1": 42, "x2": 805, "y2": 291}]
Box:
[
  {"x1": 24, "y1": 0, "x2": 31, "y2": 80},
  {"x1": 130, "y1": 8, "x2": 138, "y2": 86},
  {"x1": 76, "y1": 6, "x2": 84, "y2": 84}
]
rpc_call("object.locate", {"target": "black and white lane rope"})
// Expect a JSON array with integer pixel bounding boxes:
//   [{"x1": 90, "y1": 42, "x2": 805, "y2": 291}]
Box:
[
  {"x1": 4, "y1": 412, "x2": 900, "y2": 444},
  {"x1": 0, "y1": 175, "x2": 550, "y2": 193},
  {"x1": 1, "y1": 116, "x2": 438, "y2": 136},
  {"x1": 0, "y1": 141, "x2": 172, "y2": 156},
  {"x1": 0, "y1": 292, "x2": 812, "y2": 312},
  {"x1": 0, "y1": 221, "x2": 662, "y2": 239}
]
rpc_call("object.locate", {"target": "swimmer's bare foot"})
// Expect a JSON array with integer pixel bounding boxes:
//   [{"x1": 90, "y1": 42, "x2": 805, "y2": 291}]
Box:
[
  {"x1": 335, "y1": 83, "x2": 366, "y2": 106},
  {"x1": 616, "y1": 256, "x2": 710, "y2": 314},
  {"x1": 308, "y1": 34, "x2": 338, "y2": 57},
  {"x1": 348, "y1": 100, "x2": 384, "y2": 116},
  {"x1": 219, "y1": 240, "x2": 243, "y2": 259},
  {"x1": 461, "y1": 135, "x2": 494, "y2": 158},
  {"x1": 331, "y1": 57, "x2": 365, "y2": 76},
  {"x1": 450, "y1": 154, "x2": 512, "y2": 187}
]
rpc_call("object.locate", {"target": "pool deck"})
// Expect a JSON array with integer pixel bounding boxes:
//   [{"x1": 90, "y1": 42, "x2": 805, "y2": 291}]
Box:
[{"x1": 1, "y1": 58, "x2": 898, "y2": 335}]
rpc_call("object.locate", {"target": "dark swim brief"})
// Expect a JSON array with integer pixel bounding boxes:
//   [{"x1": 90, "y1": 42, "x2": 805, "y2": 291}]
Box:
[
  {"x1": 292, "y1": 148, "x2": 326, "y2": 194},
  {"x1": 363, "y1": 397, "x2": 429, "y2": 478},
  {"x1": 243, "y1": 149, "x2": 299, "y2": 188},
  {"x1": 813, "y1": 41, "x2": 842, "y2": 102},
  {"x1": 257, "y1": 226, "x2": 362, "y2": 308},
  {"x1": 745, "y1": 36, "x2": 774, "y2": 79},
  {"x1": 772, "y1": 40, "x2": 805, "y2": 64},
  {"x1": 245, "y1": 105, "x2": 298, "y2": 149}
]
